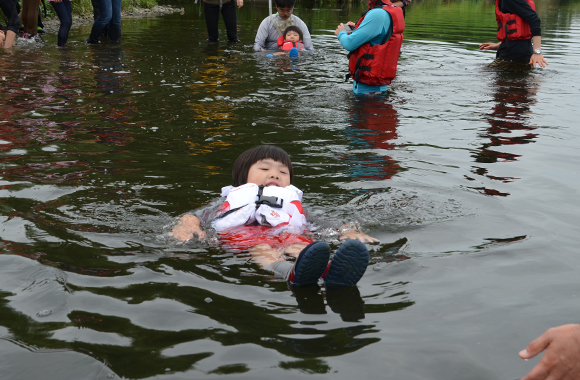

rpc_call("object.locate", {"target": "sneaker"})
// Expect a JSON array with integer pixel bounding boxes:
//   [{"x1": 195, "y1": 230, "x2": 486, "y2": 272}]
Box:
[
  {"x1": 22, "y1": 32, "x2": 41, "y2": 41},
  {"x1": 323, "y1": 239, "x2": 369, "y2": 289},
  {"x1": 287, "y1": 241, "x2": 331, "y2": 288},
  {"x1": 37, "y1": 27, "x2": 45, "y2": 35},
  {"x1": 289, "y1": 47, "x2": 299, "y2": 57}
]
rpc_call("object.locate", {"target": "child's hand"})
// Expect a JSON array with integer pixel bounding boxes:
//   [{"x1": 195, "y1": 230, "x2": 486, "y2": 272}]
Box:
[
  {"x1": 340, "y1": 231, "x2": 379, "y2": 244},
  {"x1": 169, "y1": 214, "x2": 206, "y2": 241}
]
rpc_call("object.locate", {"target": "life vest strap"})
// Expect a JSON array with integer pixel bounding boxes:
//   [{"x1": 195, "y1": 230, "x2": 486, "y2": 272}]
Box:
[{"x1": 215, "y1": 205, "x2": 244, "y2": 220}]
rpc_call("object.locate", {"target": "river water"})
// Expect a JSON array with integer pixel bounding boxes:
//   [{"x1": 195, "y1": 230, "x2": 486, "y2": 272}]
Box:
[{"x1": 1, "y1": 0, "x2": 580, "y2": 379}]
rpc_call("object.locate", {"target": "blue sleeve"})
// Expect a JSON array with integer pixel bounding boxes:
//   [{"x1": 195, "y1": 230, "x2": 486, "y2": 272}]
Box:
[{"x1": 337, "y1": 9, "x2": 391, "y2": 52}]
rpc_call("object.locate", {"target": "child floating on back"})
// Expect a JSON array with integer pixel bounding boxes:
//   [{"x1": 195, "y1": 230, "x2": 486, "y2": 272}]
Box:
[{"x1": 168, "y1": 145, "x2": 377, "y2": 289}]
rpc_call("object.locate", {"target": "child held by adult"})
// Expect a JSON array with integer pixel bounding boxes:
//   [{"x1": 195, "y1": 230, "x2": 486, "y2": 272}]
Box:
[
  {"x1": 49, "y1": 0, "x2": 72, "y2": 47},
  {"x1": 168, "y1": 145, "x2": 377, "y2": 289},
  {"x1": 253, "y1": 0, "x2": 313, "y2": 52},
  {"x1": 272, "y1": 25, "x2": 304, "y2": 56}
]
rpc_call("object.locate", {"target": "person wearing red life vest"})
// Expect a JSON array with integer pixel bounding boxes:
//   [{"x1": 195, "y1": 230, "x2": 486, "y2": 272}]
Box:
[
  {"x1": 479, "y1": 0, "x2": 547, "y2": 69},
  {"x1": 334, "y1": 0, "x2": 408, "y2": 94},
  {"x1": 168, "y1": 145, "x2": 378, "y2": 289}
]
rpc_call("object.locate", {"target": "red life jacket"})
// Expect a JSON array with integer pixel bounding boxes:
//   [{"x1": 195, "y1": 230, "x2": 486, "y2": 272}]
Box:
[
  {"x1": 495, "y1": 0, "x2": 535, "y2": 42},
  {"x1": 276, "y1": 36, "x2": 305, "y2": 51},
  {"x1": 347, "y1": 0, "x2": 405, "y2": 86}
]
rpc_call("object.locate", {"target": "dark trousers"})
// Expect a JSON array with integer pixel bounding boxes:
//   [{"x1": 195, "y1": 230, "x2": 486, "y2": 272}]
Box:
[
  {"x1": 90, "y1": 0, "x2": 109, "y2": 36},
  {"x1": 0, "y1": 0, "x2": 21, "y2": 33},
  {"x1": 203, "y1": 0, "x2": 238, "y2": 42},
  {"x1": 88, "y1": 0, "x2": 121, "y2": 43},
  {"x1": 50, "y1": 0, "x2": 72, "y2": 46}
]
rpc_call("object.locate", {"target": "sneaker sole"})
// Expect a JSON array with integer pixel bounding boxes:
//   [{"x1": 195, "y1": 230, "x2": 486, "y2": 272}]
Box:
[
  {"x1": 324, "y1": 240, "x2": 369, "y2": 289},
  {"x1": 290, "y1": 241, "x2": 331, "y2": 287}
]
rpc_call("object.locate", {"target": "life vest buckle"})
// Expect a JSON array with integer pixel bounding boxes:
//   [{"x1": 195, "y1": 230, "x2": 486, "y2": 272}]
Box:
[{"x1": 255, "y1": 185, "x2": 284, "y2": 208}]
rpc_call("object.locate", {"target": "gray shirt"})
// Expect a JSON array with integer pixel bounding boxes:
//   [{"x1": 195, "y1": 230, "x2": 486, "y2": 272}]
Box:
[{"x1": 253, "y1": 14, "x2": 314, "y2": 51}]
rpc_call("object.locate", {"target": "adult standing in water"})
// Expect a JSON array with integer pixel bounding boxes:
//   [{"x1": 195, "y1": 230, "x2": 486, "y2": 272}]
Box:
[
  {"x1": 87, "y1": 0, "x2": 121, "y2": 44},
  {"x1": 253, "y1": 0, "x2": 313, "y2": 51},
  {"x1": 203, "y1": 0, "x2": 243, "y2": 43},
  {"x1": 334, "y1": 0, "x2": 407, "y2": 94},
  {"x1": 479, "y1": 0, "x2": 547, "y2": 69}
]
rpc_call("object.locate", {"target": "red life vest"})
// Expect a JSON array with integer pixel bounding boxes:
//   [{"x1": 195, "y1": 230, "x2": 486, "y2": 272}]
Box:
[
  {"x1": 276, "y1": 36, "x2": 305, "y2": 51},
  {"x1": 347, "y1": 1, "x2": 405, "y2": 86},
  {"x1": 495, "y1": 0, "x2": 535, "y2": 42}
]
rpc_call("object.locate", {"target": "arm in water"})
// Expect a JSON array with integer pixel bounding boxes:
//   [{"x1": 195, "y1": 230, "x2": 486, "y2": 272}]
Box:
[{"x1": 519, "y1": 324, "x2": 580, "y2": 380}]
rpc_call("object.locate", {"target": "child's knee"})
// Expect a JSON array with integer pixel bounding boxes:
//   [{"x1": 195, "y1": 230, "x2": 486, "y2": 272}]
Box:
[{"x1": 284, "y1": 243, "x2": 307, "y2": 257}]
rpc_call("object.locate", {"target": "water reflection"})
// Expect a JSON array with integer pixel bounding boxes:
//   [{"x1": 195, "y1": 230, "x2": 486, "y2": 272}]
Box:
[
  {"x1": 1, "y1": 1, "x2": 579, "y2": 379},
  {"x1": 342, "y1": 94, "x2": 402, "y2": 181},
  {"x1": 469, "y1": 70, "x2": 540, "y2": 196},
  {"x1": 185, "y1": 47, "x2": 239, "y2": 155},
  {"x1": 90, "y1": 45, "x2": 136, "y2": 145}
]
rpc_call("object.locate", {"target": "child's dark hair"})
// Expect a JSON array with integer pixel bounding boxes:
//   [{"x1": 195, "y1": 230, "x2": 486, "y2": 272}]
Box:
[
  {"x1": 232, "y1": 145, "x2": 294, "y2": 187},
  {"x1": 275, "y1": 0, "x2": 295, "y2": 9},
  {"x1": 283, "y1": 26, "x2": 303, "y2": 41}
]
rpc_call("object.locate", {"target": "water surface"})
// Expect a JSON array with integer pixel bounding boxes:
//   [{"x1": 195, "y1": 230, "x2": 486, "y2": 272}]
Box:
[{"x1": 1, "y1": 0, "x2": 580, "y2": 379}]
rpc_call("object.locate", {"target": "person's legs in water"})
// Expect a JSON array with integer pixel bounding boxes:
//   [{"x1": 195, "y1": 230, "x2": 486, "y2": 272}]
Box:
[
  {"x1": 0, "y1": 0, "x2": 21, "y2": 47},
  {"x1": 106, "y1": 0, "x2": 121, "y2": 42},
  {"x1": 21, "y1": 0, "x2": 41, "y2": 36},
  {"x1": 50, "y1": 0, "x2": 72, "y2": 47},
  {"x1": 36, "y1": 6, "x2": 44, "y2": 33},
  {"x1": 221, "y1": 0, "x2": 239, "y2": 42},
  {"x1": 203, "y1": 1, "x2": 220, "y2": 42},
  {"x1": 91, "y1": 0, "x2": 109, "y2": 37},
  {"x1": 88, "y1": 0, "x2": 112, "y2": 43}
]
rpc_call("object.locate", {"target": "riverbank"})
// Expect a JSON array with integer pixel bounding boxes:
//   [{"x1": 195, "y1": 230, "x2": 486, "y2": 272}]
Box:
[{"x1": 41, "y1": 4, "x2": 185, "y2": 34}]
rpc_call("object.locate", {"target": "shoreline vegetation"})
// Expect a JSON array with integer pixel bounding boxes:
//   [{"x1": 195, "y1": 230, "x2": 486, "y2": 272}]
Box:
[{"x1": 41, "y1": 4, "x2": 185, "y2": 34}]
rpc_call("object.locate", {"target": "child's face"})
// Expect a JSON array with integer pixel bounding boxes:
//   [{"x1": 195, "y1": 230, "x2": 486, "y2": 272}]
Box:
[
  {"x1": 247, "y1": 159, "x2": 291, "y2": 188},
  {"x1": 285, "y1": 30, "x2": 301, "y2": 42},
  {"x1": 276, "y1": 6, "x2": 294, "y2": 20}
]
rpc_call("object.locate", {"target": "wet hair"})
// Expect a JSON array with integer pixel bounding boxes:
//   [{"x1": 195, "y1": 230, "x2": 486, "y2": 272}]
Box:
[
  {"x1": 232, "y1": 145, "x2": 294, "y2": 187},
  {"x1": 275, "y1": 0, "x2": 295, "y2": 9},
  {"x1": 283, "y1": 26, "x2": 303, "y2": 41}
]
